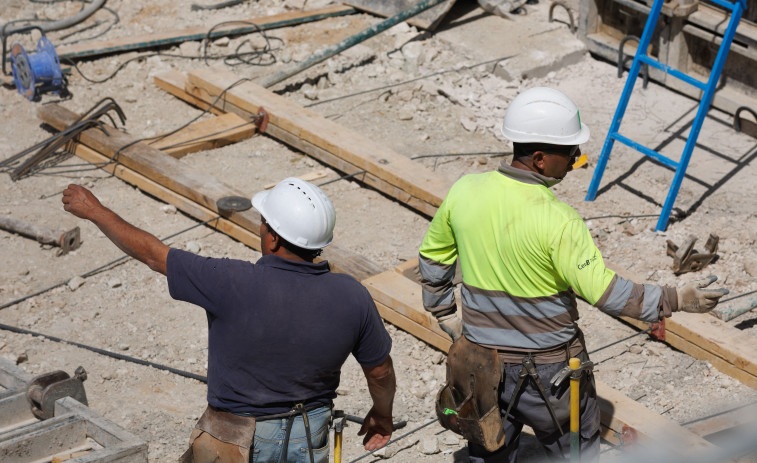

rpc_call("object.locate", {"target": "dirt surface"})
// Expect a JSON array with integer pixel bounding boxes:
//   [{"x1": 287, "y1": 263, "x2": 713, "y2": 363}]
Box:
[{"x1": 2, "y1": 0, "x2": 757, "y2": 462}]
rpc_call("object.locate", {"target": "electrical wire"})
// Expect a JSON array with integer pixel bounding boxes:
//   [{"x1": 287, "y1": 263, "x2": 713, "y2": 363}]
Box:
[
  {"x1": 410, "y1": 151, "x2": 510, "y2": 160},
  {"x1": 0, "y1": 322, "x2": 208, "y2": 383}
]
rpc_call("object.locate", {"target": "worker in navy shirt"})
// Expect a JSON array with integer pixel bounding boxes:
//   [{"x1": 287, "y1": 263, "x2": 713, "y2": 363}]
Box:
[{"x1": 62, "y1": 178, "x2": 396, "y2": 463}]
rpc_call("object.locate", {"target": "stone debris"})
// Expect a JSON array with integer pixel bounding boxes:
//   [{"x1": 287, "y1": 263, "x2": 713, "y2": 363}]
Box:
[
  {"x1": 420, "y1": 436, "x2": 440, "y2": 455},
  {"x1": 68, "y1": 276, "x2": 86, "y2": 291}
]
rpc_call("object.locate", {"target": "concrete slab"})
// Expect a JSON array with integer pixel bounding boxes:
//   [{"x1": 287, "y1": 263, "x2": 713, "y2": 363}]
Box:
[{"x1": 433, "y1": 0, "x2": 587, "y2": 80}]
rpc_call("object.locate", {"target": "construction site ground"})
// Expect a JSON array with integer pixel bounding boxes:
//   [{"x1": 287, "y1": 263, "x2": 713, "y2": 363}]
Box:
[{"x1": 1, "y1": 0, "x2": 757, "y2": 461}]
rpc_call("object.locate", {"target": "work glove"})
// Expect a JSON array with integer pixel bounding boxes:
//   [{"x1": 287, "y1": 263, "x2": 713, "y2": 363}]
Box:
[
  {"x1": 677, "y1": 275, "x2": 729, "y2": 313},
  {"x1": 437, "y1": 314, "x2": 463, "y2": 341}
]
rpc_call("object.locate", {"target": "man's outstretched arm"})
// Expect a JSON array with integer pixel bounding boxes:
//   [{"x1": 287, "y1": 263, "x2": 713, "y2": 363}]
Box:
[
  {"x1": 358, "y1": 355, "x2": 396, "y2": 451},
  {"x1": 62, "y1": 184, "x2": 169, "y2": 275}
]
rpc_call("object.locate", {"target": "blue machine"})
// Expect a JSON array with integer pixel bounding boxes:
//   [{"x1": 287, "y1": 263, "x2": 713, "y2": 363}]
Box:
[
  {"x1": 2, "y1": 26, "x2": 65, "y2": 101},
  {"x1": 10, "y1": 36, "x2": 64, "y2": 101}
]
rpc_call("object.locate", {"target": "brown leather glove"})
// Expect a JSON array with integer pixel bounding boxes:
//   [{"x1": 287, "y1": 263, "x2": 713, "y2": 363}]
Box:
[
  {"x1": 677, "y1": 276, "x2": 729, "y2": 313},
  {"x1": 437, "y1": 314, "x2": 463, "y2": 341}
]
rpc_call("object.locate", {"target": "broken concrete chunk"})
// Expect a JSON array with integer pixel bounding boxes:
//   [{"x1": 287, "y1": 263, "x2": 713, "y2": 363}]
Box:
[
  {"x1": 185, "y1": 241, "x2": 202, "y2": 254},
  {"x1": 68, "y1": 276, "x2": 86, "y2": 291},
  {"x1": 108, "y1": 278, "x2": 122, "y2": 289},
  {"x1": 213, "y1": 37, "x2": 230, "y2": 47},
  {"x1": 460, "y1": 117, "x2": 477, "y2": 132},
  {"x1": 420, "y1": 436, "x2": 440, "y2": 455},
  {"x1": 161, "y1": 204, "x2": 177, "y2": 214}
]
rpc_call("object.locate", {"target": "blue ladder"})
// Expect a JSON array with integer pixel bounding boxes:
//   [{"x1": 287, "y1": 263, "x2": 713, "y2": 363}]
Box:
[{"x1": 584, "y1": 0, "x2": 747, "y2": 231}]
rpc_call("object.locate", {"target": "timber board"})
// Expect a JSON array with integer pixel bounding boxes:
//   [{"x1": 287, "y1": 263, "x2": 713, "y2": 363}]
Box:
[
  {"x1": 37, "y1": 104, "x2": 382, "y2": 281},
  {"x1": 148, "y1": 112, "x2": 258, "y2": 158},
  {"x1": 154, "y1": 71, "x2": 439, "y2": 217},
  {"x1": 344, "y1": 0, "x2": 456, "y2": 30},
  {"x1": 185, "y1": 67, "x2": 452, "y2": 208}
]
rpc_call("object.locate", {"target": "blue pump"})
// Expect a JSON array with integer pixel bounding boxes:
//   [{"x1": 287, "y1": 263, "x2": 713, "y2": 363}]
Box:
[{"x1": 10, "y1": 36, "x2": 64, "y2": 101}]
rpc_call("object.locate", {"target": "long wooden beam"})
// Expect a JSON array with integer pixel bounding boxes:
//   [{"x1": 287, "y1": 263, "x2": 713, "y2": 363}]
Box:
[
  {"x1": 147, "y1": 112, "x2": 258, "y2": 158},
  {"x1": 37, "y1": 104, "x2": 381, "y2": 281},
  {"x1": 155, "y1": 68, "x2": 452, "y2": 217},
  {"x1": 154, "y1": 71, "x2": 442, "y2": 217},
  {"x1": 56, "y1": 5, "x2": 357, "y2": 61}
]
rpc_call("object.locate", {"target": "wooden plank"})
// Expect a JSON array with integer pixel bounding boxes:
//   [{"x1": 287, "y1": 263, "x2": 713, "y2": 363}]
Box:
[
  {"x1": 264, "y1": 170, "x2": 328, "y2": 189},
  {"x1": 37, "y1": 104, "x2": 382, "y2": 281},
  {"x1": 154, "y1": 71, "x2": 440, "y2": 217},
  {"x1": 363, "y1": 270, "x2": 452, "y2": 352},
  {"x1": 185, "y1": 67, "x2": 452, "y2": 210},
  {"x1": 620, "y1": 314, "x2": 757, "y2": 387},
  {"x1": 66, "y1": 141, "x2": 262, "y2": 252},
  {"x1": 595, "y1": 381, "x2": 716, "y2": 453},
  {"x1": 56, "y1": 5, "x2": 357, "y2": 60},
  {"x1": 147, "y1": 113, "x2": 258, "y2": 158},
  {"x1": 345, "y1": 0, "x2": 456, "y2": 30}
]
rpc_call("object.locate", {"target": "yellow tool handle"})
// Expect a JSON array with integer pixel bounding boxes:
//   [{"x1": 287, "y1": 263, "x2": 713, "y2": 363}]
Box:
[
  {"x1": 334, "y1": 429, "x2": 343, "y2": 463},
  {"x1": 569, "y1": 357, "x2": 581, "y2": 462}
]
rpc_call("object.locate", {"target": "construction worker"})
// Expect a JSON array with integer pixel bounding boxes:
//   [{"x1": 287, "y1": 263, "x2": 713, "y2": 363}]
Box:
[
  {"x1": 62, "y1": 178, "x2": 396, "y2": 463},
  {"x1": 420, "y1": 87, "x2": 728, "y2": 462}
]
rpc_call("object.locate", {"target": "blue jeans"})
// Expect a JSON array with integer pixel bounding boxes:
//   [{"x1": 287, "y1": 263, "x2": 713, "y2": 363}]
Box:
[{"x1": 251, "y1": 405, "x2": 332, "y2": 463}]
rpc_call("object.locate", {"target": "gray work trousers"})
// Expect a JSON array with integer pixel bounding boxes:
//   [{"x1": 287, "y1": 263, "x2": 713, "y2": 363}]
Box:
[{"x1": 468, "y1": 351, "x2": 600, "y2": 462}]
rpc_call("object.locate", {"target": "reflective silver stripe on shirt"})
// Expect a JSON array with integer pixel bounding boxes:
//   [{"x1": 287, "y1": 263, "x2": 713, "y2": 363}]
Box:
[
  {"x1": 640, "y1": 284, "x2": 663, "y2": 322},
  {"x1": 418, "y1": 254, "x2": 456, "y2": 284},
  {"x1": 423, "y1": 288, "x2": 455, "y2": 308},
  {"x1": 459, "y1": 283, "x2": 579, "y2": 349},
  {"x1": 463, "y1": 323, "x2": 579, "y2": 351},
  {"x1": 597, "y1": 276, "x2": 634, "y2": 316}
]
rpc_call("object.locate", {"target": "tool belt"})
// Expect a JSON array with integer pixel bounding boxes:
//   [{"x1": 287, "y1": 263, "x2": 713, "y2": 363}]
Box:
[
  {"x1": 179, "y1": 405, "x2": 256, "y2": 463},
  {"x1": 435, "y1": 336, "x2": 505, "y2": 452}
]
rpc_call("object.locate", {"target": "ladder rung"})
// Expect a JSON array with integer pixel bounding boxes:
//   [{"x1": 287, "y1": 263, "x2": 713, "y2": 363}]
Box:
[
  {"x1": 638, "y1": 55, "x2": 707, "y2": 91},
  {"x1": 611, "y1": 132, "x2": 680, "y2": 169}
]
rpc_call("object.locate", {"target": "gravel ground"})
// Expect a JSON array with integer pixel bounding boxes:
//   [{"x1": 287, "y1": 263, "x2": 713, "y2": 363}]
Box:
[{"x1": 2, "y1": 0, "x2": 757, "y2": 461}]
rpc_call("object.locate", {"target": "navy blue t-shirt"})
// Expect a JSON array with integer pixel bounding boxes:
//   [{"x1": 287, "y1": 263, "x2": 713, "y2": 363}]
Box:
[{"x1": 166, "y1": 248, "x2": 392, "y2": 416}]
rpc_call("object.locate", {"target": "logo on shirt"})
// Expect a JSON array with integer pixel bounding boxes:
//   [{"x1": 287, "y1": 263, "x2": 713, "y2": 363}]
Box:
[{"x1": 577, "y1": 253, "x2": 599, "y2": 270}]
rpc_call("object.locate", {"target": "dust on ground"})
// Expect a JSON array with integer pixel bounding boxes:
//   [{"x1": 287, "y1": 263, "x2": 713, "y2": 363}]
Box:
[{"x1": 1, "y1": 0, "x2": 757, "y2": 461}]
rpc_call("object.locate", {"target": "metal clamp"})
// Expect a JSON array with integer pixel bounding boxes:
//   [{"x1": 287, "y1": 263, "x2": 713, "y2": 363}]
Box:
[
  {"x1": 650, "y1": 317, "x2": 666, "y2": 341},
  {"x1": 666, "y1": 233, "x2": 719, "y2": 275},
  {"x1": 733, "y1": 106, "x2": 757, "y2": 139},
  {"x1": 549, "y1": 359, "x2": 595, "y2": 388},
  {"x1": 27, "y1": 366, "x2": 88, "y2": 420}
]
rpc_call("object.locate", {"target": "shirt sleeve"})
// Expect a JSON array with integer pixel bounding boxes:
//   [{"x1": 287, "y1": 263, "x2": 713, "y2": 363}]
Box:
[
  {"x1": 166, "y1": 248, "x2": 244, "y2": 316},
  {"x1": 418, "y1": 195, "x2": 458, "y2": 318},
  {"x1": 351, "y1": 286, "x2": 393, "y2": 367},
  {"x1": 550, "y1": 219, "x2": 672, "y2": 323}
]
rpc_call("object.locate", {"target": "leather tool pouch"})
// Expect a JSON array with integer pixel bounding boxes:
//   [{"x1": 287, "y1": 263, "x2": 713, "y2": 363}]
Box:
[
  {"x1": 435, "y1": 337, "x2": 504, "y2": 452},
  {"x1": 179, "y1": 405, "x2": 256, "y2": 463}
]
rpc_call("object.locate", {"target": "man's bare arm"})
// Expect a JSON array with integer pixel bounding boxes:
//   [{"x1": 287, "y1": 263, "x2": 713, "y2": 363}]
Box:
[
  {"x1": 358, "y1": 355, "x2": 396, "y2": 451},
  {"x1": 62, "y1": 184, "x2": 169, "y2": 275}
]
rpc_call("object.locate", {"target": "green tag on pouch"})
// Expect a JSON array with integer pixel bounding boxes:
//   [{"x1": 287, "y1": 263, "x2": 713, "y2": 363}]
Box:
[{"x1": 443, "y1": 408, "x2": 458, "y2": 415}]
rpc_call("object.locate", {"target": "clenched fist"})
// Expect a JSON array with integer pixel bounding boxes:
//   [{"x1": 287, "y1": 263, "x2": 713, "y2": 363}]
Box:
[{"x1": 62, "y1": 184, "x2": 103, "y2": 220}]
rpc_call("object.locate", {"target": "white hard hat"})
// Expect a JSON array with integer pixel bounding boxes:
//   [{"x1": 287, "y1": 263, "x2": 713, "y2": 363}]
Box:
[
  {"x1": 501, "y1": 87, "x2": 590, "y2": 145},
  {"x1": 252, "y1": 177, "x2": 335, "y2": 250}
]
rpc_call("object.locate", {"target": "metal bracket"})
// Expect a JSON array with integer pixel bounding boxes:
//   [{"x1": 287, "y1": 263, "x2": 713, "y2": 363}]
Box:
[
  {"x1": 255, "y1": 107, "x2": 269, "y2": 134},
  {"x1": 733, "y1": 106, "x2": 757, "y2": 139},
  {"x1": 666, "y1": 233, "x2": 719, "y2": 275},
  {"x1": 614, "y1": 425, "x2": 638, "y2": 447},
  {"x1": 26, "y1": 366, "x2": 88, "y2": 420},
  {"x1": 650, "y1": 317, "x2": 666, "y2": 341}
]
